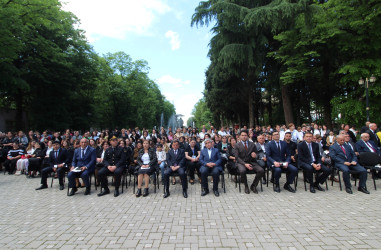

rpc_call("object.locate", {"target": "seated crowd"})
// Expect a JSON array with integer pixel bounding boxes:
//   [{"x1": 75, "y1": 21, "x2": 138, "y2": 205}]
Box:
[{"x1": 0, "y1": 121, "x2": 380, "y2": 198}]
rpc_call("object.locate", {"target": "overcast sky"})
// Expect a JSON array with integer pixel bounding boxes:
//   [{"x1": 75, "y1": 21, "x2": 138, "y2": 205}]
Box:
[{"x1": 61, "y1": 0, "x2": 212, "y2": 123}]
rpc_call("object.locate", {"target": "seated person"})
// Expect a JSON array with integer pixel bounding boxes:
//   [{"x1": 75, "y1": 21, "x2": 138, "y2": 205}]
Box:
[
  {"x1": 97, "y1": 136, "x2": 126, "y2": 197},
  {"x1": 265, "y1": 131, "x2": 298, "y2": 193},
  {"x1": 95, "y1": 141, "x2": 110, "y2": 186},
  {"x1": 356, "y1": 133, "x2": 381, "y2": 178},
  {"x1": 67, "y1": 138, "x2": 96, "y2": 196},
  {"x1": 330, "y1": 135, "x2": 369, "y2": 194},
  {"x1": 4, "y1": 142, "x2": 24, "y2": 174},
  {"x1": 36, "y1": 140, "x2": 69, "y2": 190},
  {"x1": 163, "y1": 140, "x2": 187, "y2": 198},
  {"x1": 135, "y1": 140, "x2": 157, "y2": 197},
  {"x1": 156, "y1": 144, "x2": 166, "y2": 184},
  {"x1": 226, "y1": 138, "x2": 237, "y2": 177},
  {"x1": 297, "y1": 132, "x2": 331, "y2": 193},
  {"x1": 199, "y1": 139, "x2": 223, "y2": 197},
  {"x1": 255, "y1": 134, "x2": 267, "y2": 184},
  {"x1": 16, "y1": 141, "x2": 36, "y2": 175},
  {"x1": 27, "y1": 142, "x2": 44, "y2": 177},
  {"x1": 185, "y1": 139, "x2": 201, "y2": 185}
]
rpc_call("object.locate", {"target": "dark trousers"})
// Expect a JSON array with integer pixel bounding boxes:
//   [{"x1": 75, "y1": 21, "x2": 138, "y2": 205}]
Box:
[
  {"x1": 200, "y1": 166, "x2": 221, "y2": 191},
  {"x1": 41, "y1": 166, "x2": 66, "y2": 186},
  {"x1": 299, "y1": 162, "x2": 331, "y2": 185},
  {"x1": 273, "y1": 164, "x2": 298, "y2": 186},
  {"x1": 187, "y1": 161, "x2": 201, "y2": 180},
  {"x1": 164, "y1": 167, "x2": 187, "y2": 190},
  {"x1": 68, "y1": 170, "x2": 91, "y2": 188},
  {"x1": 335, "y1": 163, "x2": 367, "y2": 188},
  {"x1": 237, "y1": 162, "x2": 264, "y2": 187},
  {"x1": 4, "y1": 159, "x2": 18, "y2": 174},
  {"x1": 98, "y1": 166, "x2": 124, "y2": 190},
  {"x1": 28, "y1": 158, "x2": 41, "y2": 172}
]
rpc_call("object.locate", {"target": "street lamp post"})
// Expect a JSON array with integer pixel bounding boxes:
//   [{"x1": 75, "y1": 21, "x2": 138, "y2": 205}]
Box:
[{"x1": 358, "y1": 75, "x2": 376, "y2": 121}]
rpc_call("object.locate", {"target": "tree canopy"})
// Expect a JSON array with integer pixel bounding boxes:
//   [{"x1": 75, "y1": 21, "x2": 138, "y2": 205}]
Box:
[
  {"x1": 0, "y1": 0, "x2": 175, "y2": 131},
  {"x1": 191, "y1": 0, "x2": 381, "y2": 128}
]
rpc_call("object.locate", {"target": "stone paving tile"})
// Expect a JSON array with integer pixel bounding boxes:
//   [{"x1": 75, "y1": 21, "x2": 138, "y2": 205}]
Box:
[{"x1": 1, "y1": 173, "x2": 381, "y2": 249}]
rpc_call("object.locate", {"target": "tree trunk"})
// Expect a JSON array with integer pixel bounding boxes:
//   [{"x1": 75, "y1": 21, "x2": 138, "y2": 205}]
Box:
[
  {"x1": 15, "y1": 92, "x2": 24, "y2": 130},
  {"x1": 248, "y1": 88, "x2": 254, "y2": 128},
  {"x1": 281, "y1": 83, "x2": 294, "y2": 125}
]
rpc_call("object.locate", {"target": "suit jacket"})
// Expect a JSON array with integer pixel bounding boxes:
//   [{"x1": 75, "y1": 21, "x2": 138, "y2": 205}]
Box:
[
  {"x1": 199, "y1": 147, "x2": 222, "y2": 170},
  {"x1": 356, "y1": 140, "x2": 381, "y2": 155},
  {"x1": 297, "y1": 141, "x2": 321, "y2": 165},
  {"x1": 255, "y1": 142, "x2": 267, "y2": 160},
  {"x1": 72, "y1": 146, "x2": 96, "y2": 172},
  {"x1": 346, "y1": 141, "x2": 357, "y2": 153},
  {"x1": 329, "y1": 143, "x2": 357, "y2": 165},
  {"x1": 234, "y1": 140, "x2": 258, "y2": 166},
  {"x1": 104, "y1": 146, "x2": 126, "y2": 169},
  {"x1": 49, "y1": 148, "x2": 69, "y2": 168},
  {"x1": 366, "y1": 129, "x2": 380, "y2": 147},
  {"x1": 166, "y1": 148, "x2": 186, "y2": 168},
  {"x1": 137, "y1": 148, "x2": 157, "y2": 168},
  {"x1": 265, "y1": 140, "x2": 291, "y2": 166}
]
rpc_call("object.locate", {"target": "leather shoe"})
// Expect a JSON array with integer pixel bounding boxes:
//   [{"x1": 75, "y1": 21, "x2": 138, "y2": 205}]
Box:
[
  {"x1": 345, "y1": 187, "x2": 353, "y2": 194},
  {"x1": 214, "y1": 190, "x2": 220, "y2": 197},
  {"x1": 314, "y1": 183, "x2": 325, "y2": 192},
  {"x1": 183, "y1": 190, "x2": 188, "y2": 198},
  {"x1": 284, "y1": 184, "x2": 296, "y2": 193},
  {"x1": 201, "y1": 189, "x2": 209, "y2": 196},
  {"x1": 310, "y1": 186, "x2": 316, "y2": 193},
  {"x1": 114, "y1": 189, "x2": 120, "y2": 197},
  {"x1": 244, "y1": 186, "x2": 250, "y2": 194},
  {"x1": 36, "y1": 185, "x2": 48, "y2": 190},
  {"x1": 250, "y1": 185, "x2": 258, "y2": 194},
  {"x1": 143, "y1": 188, "x2": 149, "y2": 197},
  {"x1": 68, "y1": 187, "x2": 77, "y2": 196},
  {"x1": 358, "y1": 186, "x2": 370, "y2": 194},
  {"x1": 59, "y1": 185, "x2": 64, "y2": 190},
  {"x1": 163, "y1": 190, "x2": 170, "y2": 198},
  {"x1": 84, "y1": 187, "x2": 91, "y2": 195},
  {"x1": 274, "y1": 185, "x2": 280, "y2": 193},
  {"x1": 97, "y1": 189, "x2": 110, "y2": 197},
  {"x1": 136, "y1": 188, "x2": 142, "y2": 197}
]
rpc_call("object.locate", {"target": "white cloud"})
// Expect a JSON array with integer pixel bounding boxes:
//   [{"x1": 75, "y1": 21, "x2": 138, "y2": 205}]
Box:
[
  {"x1": 156, "y1": 74, "x2": 190, "y2": 88},
  {"x1": 61, "y1": 0, "x2": 171, "y2": 41},
  {"x1": 165, "y1": 30, "x2": 180, "y2": 50}
]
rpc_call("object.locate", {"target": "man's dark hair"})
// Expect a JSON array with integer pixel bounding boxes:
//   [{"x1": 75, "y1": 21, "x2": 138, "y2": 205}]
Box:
[
  {"x1": 285, "y1": 132, "x2": 291, "y2": 135},
  {"x1": 239, "y1": 130, "x2": 248, "y2": 135},
  {"x1": 304, "y1": 132, "x2": 313, "y2": 137}
]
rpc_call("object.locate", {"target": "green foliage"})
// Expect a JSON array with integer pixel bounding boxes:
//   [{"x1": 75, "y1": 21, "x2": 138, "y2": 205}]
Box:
[
  {"x1": 0, "y1": 1, "x2": 175, "y2": 131},
  {"x1": 191, "y1": 98, "x2": 214, "y2": 128}
]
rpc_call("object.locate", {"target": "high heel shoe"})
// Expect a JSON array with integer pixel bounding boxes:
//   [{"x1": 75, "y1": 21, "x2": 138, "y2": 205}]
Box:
[
  {"x1": 142, "y1": 188, "x2": 149, "y2": 197},
  {"x1": 136, "y1": 188, "x2": 142, "y2": 197}
]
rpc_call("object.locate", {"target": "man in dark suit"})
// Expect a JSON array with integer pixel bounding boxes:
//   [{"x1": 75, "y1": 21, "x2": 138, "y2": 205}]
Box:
[
  {"x1": 329, "y1": 135, "x2": 369, "y2": 194},
  {"x1": 97, "y1": 136, "x2": 126, "y2": 197},
  {"x1": 68, "y1": 138, "x2": 96, "y2": 196},
  {"x1": 344, "y1": 134, "x2": 358, "y2": 156},
  {"x1": 234, "y1": 130, "x2": 264, "y2": 194},
  {"x1": 36, "y1": 140, "x2": 69, "y2": 191},
  {"x1": 356, "y1": 133, "x2": 381, "y2": 178},
  {"x1": 163, "y1": 140, "x2": 187, "y2": 198},
  {"x1": 297, "y1": 132, "x2": 331, "y2": 193},
  {"x1": 199, "y1": 139, "x2": 223, "y2": 196},
  {"x1": 255, "y1": 134, "x2": 267, "y2": 184},
  {"x1": 265, "y1": 131, "x2": 298, "y2": 193},
  {"x1": 366, "y1": 123, "x2": 380, "y2": 148}
]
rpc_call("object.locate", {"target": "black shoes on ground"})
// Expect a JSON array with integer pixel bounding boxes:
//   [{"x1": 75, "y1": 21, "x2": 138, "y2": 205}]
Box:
[{"x1": 36, "y1": 185, "x2": 48, "y2": 190}]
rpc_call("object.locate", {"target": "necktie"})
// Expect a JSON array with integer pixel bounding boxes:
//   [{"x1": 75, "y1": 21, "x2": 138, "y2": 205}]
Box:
[
  {"x1": 81, "y1": 149, "x2": 84, "y2": 158},
  {"x1": 308, "y1": 143, "x2": 314, "y2": 162},
  {"x1": 366, "y1": 142, "x2": 376, "y2": 152},
  {"x1": 55, "y1": 151, "x2": 58, "y2": 159},
  {"x1": 244, "y1": 142, "x2": 248, "y2": 150},
  {"x1": 340, "y1": 145, "x2": 346, "y2": 155},
  {"x1": 277, "y1": 142, "x2": 281, "y2": 154}
]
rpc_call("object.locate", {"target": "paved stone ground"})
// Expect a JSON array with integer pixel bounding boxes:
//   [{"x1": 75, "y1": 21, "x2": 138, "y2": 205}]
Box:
[{"x1": 0, "y1": 171, "x2": 381, "y2": 249}]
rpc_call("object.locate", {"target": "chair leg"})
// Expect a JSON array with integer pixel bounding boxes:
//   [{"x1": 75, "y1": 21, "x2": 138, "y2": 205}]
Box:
[
  {"x1": 51, "y1": 176, "x2": 54, "y2": 188},
  {"x1": 303, "y1": 171, "x2": 307, "y2": 191},
  {"x1": 238, "y1": 174, "x2": 241, "y2": 193},
  {"x1": 133, "y1": 174, "x2": 136, "y2": 194},
  {"x1": 266, "y1": 167, "x2": 269, "y2": 187},
  {"x1": 223, "y1": 173, "x2": 226, "y2": 193},
  {"x1": 338, "y1": 169, "x2": 342, "y2": 191}
]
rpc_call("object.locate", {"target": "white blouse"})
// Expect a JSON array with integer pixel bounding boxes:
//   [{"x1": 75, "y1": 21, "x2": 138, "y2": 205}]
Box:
[{"x1": 141, "y1": 153, "x2": 150, "y2": 165}]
